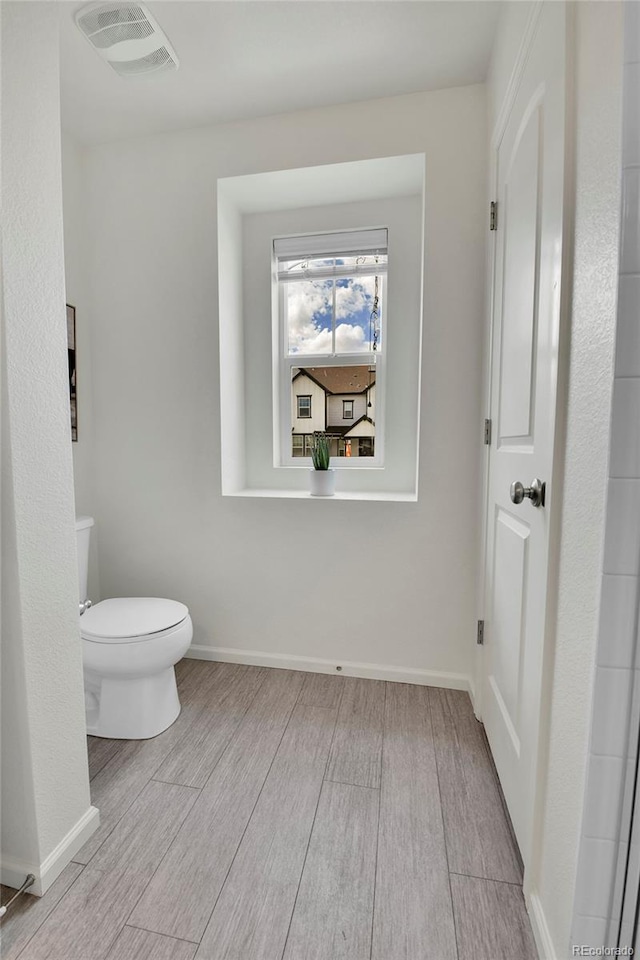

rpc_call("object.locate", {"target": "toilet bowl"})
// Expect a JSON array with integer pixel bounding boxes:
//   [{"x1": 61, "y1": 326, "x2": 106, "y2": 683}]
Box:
[
  {"x1": 76, "y1": 517, "x2": 192, "y2": 740},
  {"x1": 81, "y1": 597, "x2": 192, "y2": 739}
]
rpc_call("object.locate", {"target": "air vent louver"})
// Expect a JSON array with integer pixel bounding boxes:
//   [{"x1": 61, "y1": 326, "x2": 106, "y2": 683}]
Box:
[
  {"x1": 110, "y1": 46, "x2": 174, "y2": 77},
  {"x1": 74, "y1": 2, "x2": 179, "y2": 78}
]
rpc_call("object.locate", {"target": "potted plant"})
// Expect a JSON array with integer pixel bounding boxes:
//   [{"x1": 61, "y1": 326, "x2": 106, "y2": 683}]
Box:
[{"x1": 309, "y1": 433, "x2": 335, "y2": 497}]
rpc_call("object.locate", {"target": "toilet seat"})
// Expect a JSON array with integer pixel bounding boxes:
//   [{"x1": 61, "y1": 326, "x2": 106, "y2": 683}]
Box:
[{"x1": 81, "y1": 597, "x2": 188, "y2": 643}]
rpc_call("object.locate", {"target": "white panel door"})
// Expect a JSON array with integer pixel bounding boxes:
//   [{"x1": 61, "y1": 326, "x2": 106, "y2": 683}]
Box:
[{"x1": 482, "y1": 3, "x2": 566, "y2": 869}]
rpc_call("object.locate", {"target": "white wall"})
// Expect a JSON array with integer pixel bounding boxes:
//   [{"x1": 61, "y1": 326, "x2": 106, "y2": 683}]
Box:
[
  {"x1": 1, "y1": 2, "x2": 98, "y2": 894},
  {"x1": 62, "y1": 134, "x2": 100, "y2": 601},
  {"x1": 486, "y1": 3, "x2": 624, "y2": 957},
  {"x1": 77, "y1": 84, "x2": 486, "y2": 684}
]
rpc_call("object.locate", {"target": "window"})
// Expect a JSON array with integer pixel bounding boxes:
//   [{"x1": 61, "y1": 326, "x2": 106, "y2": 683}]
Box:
[
  {"x1": 275, "y1": 229, "x2": 387, "y2": 465},
  {"x1": 297, "y1": 395, "x2": 311, "y2": 418}
]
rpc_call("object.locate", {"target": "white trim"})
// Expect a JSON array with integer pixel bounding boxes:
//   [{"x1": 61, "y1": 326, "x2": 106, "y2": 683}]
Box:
[
  {"x1": 1, "y1": 805, "x2": 99, "y2": 896},
  {"x1": 526, "y1": 889, "x2": 557, "y2": 960},
  {"x1": 186, "y1": 644, "x2": 471, "y2": 692},
  {"x1": 491, "y1": 1, "x2": 544, "y2": 150},
  {"x1": 226, "y1": 488, "x2": 417, "y2": 501}
]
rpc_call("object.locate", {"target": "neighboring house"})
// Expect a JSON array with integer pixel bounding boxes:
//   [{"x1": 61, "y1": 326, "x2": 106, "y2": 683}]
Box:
[{"x1": 291, "y1": 366, "x2": 376, "y2": 457}]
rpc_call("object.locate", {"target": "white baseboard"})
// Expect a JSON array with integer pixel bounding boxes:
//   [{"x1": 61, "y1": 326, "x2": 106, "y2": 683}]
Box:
[
  {"x1": 527, "y1": 890, "x2": 557, "y2": 960},
  {"x1": 1, "y1": 805, "x2": 99, "y2": 897},
  {"x1": 186, "y1": 644, "x2": 471, "y2": 692}
]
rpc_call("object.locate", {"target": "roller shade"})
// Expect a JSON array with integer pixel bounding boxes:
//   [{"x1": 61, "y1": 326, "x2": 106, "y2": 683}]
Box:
[{"x1": 274, "y1": 228, "x2": 388, "y2": 262}]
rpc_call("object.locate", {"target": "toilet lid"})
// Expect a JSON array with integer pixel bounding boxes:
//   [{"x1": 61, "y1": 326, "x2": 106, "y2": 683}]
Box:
[{"x1": 81, "y1": 597, "x2": 189, "y2": 642}]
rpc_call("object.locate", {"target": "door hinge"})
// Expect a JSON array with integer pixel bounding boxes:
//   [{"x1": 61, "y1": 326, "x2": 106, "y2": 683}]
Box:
[
  {"x1": 484, "y1": 418, "x2": 492, "y2": 445},
  {"x1": 477, "y1": 620, "x2": 485, "y2": 645},
  {"x1": 490, "y1": 201, "x2": 498, "y2": 231}
]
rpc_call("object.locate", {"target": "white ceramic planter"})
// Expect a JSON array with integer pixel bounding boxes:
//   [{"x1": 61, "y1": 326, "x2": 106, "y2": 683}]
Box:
[{"x1": 309, "y1": 468, "x2": 336, "y2": 497}]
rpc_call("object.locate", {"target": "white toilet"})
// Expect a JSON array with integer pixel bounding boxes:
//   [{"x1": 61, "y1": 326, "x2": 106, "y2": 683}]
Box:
[{"x1": 76, "y1": 516, "x2": 193, "y2": 740}]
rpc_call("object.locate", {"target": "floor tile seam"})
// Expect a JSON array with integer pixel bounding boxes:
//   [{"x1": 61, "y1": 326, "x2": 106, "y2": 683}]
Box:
[
  {"x1": 149, "y1": 673, "x2": 241, "y2": 783},
  {"x1": 448, "y1": 871, "x2": 525, "y2": 889},
  {"x1": 13, "y1": 865, "x2": 86, "y2": 960},
  {"x1": 368, "y1": 681, "x2": 386, "y2": 960},
  {"x1": 118, "y1": 783, "x2": 203, "y2": 940},
  {"x1": 279, "y1": 692, "x2": 343, "y2": 960},
  {"x1": 193, "y1": 667, "x2": 271, "y2": 791},
  {"x1": 476, "y1": 723, "x2": 524, "y2": 877},
  {"x1": 322, "y1": 777, "x2": 380, "y2": 790},
  {"x1": 321, "y1": 679, "x2": 347, "y2": 782},
  {"x1": 427, "y1": 684, "x2": 461, "y2": 960},
  {"x1": 153, "y1": 666, "x2": 270, "y2": 791},
  {"x1": 439, "y1": 705, "x2": 514, "y2": 855},
  {"x1": 83, "y1": 700, "x2": 210, "y2": 866},
  {"x1": 88, "y1": 742, "x2": 123, "y2": 782},
  {"x1": 186, "y1": 673, "x2": 308, "y2": 948},
  {"x1": 120, "y1": 921, "x2": 200, "y2": 947},
  {"x1": 120, "y1": 673, "x2": 274, "y2": 938},
  {"x1": 143, "y1": 667, "x2": 300, "y2": 917}
]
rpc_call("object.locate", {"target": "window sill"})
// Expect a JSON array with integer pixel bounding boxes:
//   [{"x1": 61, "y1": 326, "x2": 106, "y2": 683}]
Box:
[{"x1": 225, "y1": 488, "x2": 417, "y2": 502}]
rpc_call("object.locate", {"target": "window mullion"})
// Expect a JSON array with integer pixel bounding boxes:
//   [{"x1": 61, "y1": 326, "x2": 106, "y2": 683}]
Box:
[{"x1": 331, "y1": 278, "x2": 336, "y2": 355}]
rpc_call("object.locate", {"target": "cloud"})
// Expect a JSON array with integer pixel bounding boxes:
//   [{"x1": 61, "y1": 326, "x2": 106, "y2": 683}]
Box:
[
  {"x1": 335, "y1": 323, "x2": 367, "y2": 352},
  {"x1": 286, "y1": 279, "x2": 332, "y2": 353},
  {"x1": 335, "y1": 278, "x2": 373, "y2": 320},
  {"x1": 287, "y1": 277, "x2": 376, "y2": 355}
]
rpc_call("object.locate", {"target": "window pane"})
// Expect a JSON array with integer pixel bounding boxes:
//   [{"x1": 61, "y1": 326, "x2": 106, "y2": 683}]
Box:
[
  {"x1": 297, "y1": 395, "x2": 311, "y2": 418},
  {"x1": 286, "y1": 279, "x2": 333, "y2": 355},
  {"x1": 335, "y1": 275, "x2": 382, "y2": 354},
  {"x1": 286, "y1": 276, "x2": 383, "y2": 356},
  {"x1": 290, "y1": 364, "x2": 376, "y2": 458}
]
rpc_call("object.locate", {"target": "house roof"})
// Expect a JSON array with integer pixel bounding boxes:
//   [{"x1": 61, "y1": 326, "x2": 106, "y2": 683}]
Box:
[
  {"x1": 294, "y1": 366, "x2": 376, "y2": 395},
  {"x1": 325, "y1": 416, "x2": 375, "y2": 438}
]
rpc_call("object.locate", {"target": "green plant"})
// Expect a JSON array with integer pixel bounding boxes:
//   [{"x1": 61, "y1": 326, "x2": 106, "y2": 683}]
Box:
[{"x1": 310, "y1": 433, "x2": 331, "y2": 470}]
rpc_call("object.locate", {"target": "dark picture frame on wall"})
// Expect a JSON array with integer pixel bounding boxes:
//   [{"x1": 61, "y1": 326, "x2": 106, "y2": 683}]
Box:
[{"x1": 67, "y1": 303, "x2": 77, "y2": 441}]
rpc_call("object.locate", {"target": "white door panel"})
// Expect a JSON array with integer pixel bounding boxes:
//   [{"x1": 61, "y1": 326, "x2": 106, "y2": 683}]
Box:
[
  {"x1": 498, "y1": 100, "x2": 542, "y2": 445},
  {"x1": 482, "y1": 3, "x2": 566, "y2": 869}
]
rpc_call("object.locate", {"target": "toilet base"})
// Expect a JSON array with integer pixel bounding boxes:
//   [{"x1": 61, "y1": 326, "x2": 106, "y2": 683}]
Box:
[{"x1": 86, "y1": 666, "x2": 181, "y2": 740}]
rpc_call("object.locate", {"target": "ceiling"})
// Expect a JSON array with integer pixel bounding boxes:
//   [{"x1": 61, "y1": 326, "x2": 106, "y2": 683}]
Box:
[{"x1": 59, "y1": 1, "x2": 501, "y2": 145}]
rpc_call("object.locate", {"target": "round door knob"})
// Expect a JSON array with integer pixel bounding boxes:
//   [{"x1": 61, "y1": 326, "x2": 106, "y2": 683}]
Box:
[{"x1": 510, "y1": 478, "x2": 545, "y2": 508}]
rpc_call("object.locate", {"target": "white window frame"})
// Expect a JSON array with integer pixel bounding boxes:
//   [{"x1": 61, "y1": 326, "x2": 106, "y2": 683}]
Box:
[{"x1": 274, "y1": 229, "x2": 387, "y2": 470}]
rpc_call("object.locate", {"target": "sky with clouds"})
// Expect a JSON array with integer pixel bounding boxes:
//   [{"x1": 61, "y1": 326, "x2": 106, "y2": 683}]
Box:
[{"x1": 286, "y1": 275, "x2": 381, "y2": 355}]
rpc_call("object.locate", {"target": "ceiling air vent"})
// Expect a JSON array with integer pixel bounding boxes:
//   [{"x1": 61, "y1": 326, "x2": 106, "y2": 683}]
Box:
[{"x1": 75, "y1": 3, "x2": 179, "y2": 78}]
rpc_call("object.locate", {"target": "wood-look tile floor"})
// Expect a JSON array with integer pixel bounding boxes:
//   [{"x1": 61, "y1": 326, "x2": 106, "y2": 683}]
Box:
[{"x1": 1, "y1": 661, "x2": 538, "y2": 960}]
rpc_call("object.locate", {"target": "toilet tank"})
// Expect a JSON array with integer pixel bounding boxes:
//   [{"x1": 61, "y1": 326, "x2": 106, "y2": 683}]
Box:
[{"x1": 75, "y1": 516, "x2": 94, "y2": 603}]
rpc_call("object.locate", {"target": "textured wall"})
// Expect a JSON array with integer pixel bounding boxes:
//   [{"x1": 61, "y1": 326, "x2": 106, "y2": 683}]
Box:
[
  {"x1": 534, "y1": 4, "x2": 624, "y2": 956},
  {"x1": 1, "y1": 1, "x2": 93, "y2": 882},
  {"x1": 78, "y1": 84, "x2": 487, "y2": 682},
  {"x1": 571, "y1": 5, "x2": 640, "y2": 949}
]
